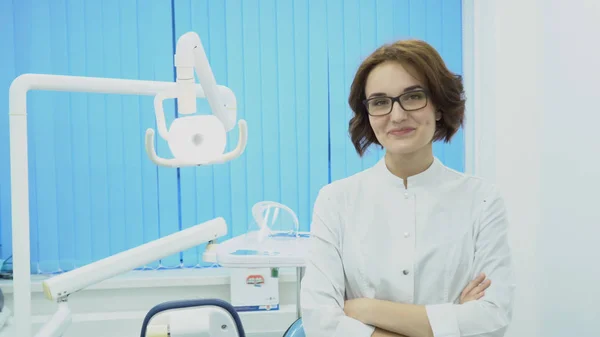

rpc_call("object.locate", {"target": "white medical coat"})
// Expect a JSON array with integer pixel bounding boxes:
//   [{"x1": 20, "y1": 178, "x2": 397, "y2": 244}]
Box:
[{"x1": 300, "y1": 157, "x2": 516, "y2": 337}]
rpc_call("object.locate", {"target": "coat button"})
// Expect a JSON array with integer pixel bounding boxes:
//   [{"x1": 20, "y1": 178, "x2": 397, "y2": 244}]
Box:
[
  {"x1": 403, "y1": 269, "x2": 409, "y2": 275},
  {"x1": 404, "y1": 232, "x2": 410, "y2": 238}
]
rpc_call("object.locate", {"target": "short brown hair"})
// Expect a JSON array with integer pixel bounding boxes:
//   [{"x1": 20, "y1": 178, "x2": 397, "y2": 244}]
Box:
[{"x1": 348, "y1": 39, "x2": 465, "y2": 156}]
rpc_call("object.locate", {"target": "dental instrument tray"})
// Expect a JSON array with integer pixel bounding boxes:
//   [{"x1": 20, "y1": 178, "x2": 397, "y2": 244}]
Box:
[
  {"x1": 213, "y1": 201, "x2": 311, "y2": 268},
  {"x1": 214, "y1": 230, "x2": 311, "y2": 268}
]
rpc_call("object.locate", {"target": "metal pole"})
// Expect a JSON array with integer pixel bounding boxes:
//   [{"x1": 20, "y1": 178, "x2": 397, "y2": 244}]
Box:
[{"x1": 296, "y1": 266, "x2": 305, "y2": 319}]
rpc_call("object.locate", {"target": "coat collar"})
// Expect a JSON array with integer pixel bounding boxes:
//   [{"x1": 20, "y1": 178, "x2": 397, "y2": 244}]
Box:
[{"x1": 373, "y1": 156, "x2": 445, "y2": 189}]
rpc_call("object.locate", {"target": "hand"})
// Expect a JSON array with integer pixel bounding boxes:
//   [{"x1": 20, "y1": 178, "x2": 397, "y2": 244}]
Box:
[
  {"x1": 460, "y1": 272, "x2": 491, "y2": 304},
  {"x1": 344, "y1": 298, "x2": 371, "y2": 321},
  {"x1": 372, "y1": 327, "x2": 407, "y2": 337}
]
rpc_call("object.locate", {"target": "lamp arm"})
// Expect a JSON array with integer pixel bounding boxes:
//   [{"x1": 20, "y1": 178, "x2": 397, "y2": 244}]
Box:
[
  {"x1": 192, "y1": 41, "x2": 236, "y2": 131},
  {"x1": 174, "y1": 31, "x2": 236, "y2": 131},
  {"x1": 40, "y1": 217, "x2": 227, "y2": 302}
]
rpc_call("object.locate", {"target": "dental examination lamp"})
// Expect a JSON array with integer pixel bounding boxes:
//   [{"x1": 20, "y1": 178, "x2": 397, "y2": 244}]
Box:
[
  {"x1": 146, "y1": 32, "x2": 248, "y2": 167},
  {"x1": 8, "y1": 31, "x2": 247, "y2": 337}
]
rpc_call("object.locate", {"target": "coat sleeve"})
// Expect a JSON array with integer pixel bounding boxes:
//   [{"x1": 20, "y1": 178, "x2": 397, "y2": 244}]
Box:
[
  {"x1": 300, "y1": 186, "x2": 376, "y2": 337},
  {"x1": 425, "y1": 187, "x2": 517, "y2": 337}
]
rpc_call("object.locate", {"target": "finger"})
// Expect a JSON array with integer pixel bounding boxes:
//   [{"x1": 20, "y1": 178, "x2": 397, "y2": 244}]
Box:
[
  {"x1": 471, "y1": 276, "x2": 491, "y2": 293},
  {"x1": 479, "y1": 279, "x2": 492, "y2": 291},
  {"x1": 460, "y1": 289, "x2": 485, "y2": 304},
  {"x1": 460, "y1": 273, "x2": 485, "y2": 300},
  {"x1": 462, "y1": 273, "x2": 486, "y2": 297},
  {"x1": 461, "y1": 276, "x2": 482, "y2": 297},
  {"x1": 473, "y1": 279, "x2": 492, "y2": 294},
  {"x1": 462, "y1": 278, "x2": 489, "y2": 302}
]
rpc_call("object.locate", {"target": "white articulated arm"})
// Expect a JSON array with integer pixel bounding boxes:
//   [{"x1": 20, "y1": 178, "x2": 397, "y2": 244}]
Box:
[
  {"x1": 145, "y1": 31, "x2": 248, "y2": 168},
  {"x1": 41, "y1": 217, "x2": 227, "y2": 302},
  {"x1": 175, "y1": 32, "x2": 237, "y2": 131},
  {"x1": 33, "y1": 217, "x2": 228, "y2": 337}
]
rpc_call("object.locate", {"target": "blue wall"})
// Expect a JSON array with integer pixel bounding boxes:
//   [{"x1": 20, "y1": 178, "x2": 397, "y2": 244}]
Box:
[{"x1": 0, "y1": 0, "x2": 464, "y2": 274}]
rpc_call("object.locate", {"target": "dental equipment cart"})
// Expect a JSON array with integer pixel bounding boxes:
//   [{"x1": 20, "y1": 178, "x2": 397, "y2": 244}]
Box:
[{"x1": 211, "y1": 201, "x2": 311, "y2": 320}]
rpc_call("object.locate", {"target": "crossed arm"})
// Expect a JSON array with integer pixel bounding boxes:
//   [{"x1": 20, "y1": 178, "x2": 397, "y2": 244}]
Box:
[
  {"x1": 348, "y1": 301, "x2": 430, "y2": 337},
  {"x1": 342, "y1": 274, "x2": 491, "y2": 337}
]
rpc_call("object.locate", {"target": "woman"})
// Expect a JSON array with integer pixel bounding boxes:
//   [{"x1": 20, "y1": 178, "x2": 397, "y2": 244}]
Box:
[{"x1": 300, "y1": 39, "x2": 516, "y2": 337}]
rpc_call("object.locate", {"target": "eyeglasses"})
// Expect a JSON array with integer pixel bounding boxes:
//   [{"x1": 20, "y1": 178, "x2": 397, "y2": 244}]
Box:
[{"x1": 363, "y1": 90, "x2": 429, "y2": 116}]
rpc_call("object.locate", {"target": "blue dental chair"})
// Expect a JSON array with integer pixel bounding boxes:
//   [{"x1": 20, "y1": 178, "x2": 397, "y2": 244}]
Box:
[{"x1": 282, "y1": 318, "x2": 305, "y2": 337}]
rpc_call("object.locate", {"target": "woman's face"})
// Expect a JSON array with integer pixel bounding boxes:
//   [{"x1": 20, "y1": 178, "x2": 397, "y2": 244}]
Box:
[{"x1": 364, "y1": 61, "x2": 440, "y2": 156}]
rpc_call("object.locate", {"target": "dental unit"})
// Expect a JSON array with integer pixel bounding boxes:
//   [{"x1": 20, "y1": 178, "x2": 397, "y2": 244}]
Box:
[
  {"x1": 210, "y1": 201, "x2": 311, "y2": 320},
  {"x1": 8, "y1": 31, "x2": 248, "y2": 337}
]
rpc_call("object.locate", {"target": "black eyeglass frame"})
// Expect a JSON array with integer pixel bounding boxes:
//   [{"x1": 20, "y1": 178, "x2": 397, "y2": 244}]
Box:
[{"x1": 362, "y1": 89, "x2": 430, "y2": 116}]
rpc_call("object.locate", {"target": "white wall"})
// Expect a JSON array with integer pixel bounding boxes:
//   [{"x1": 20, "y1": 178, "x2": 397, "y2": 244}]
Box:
[
  {"x1": 538, "y1": 1, "x2": 600, "y2": 335},
  {"x1": 472, "y1": 0, "x2": 600, "y2": 336}
]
